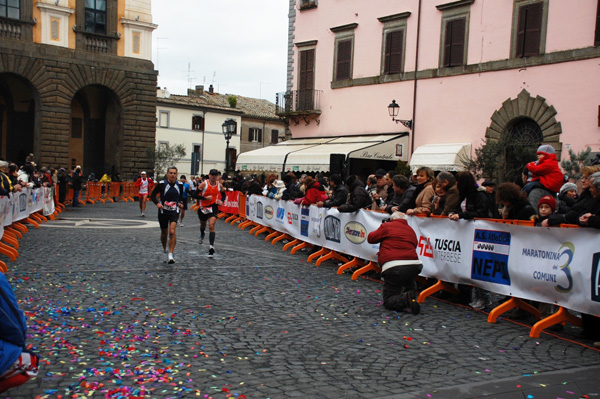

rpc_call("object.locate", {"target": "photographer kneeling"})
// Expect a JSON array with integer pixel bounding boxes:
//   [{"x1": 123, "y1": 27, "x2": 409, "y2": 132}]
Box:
[{"x1": 367, "y1": 212, "x2": 422, "y2": 315}]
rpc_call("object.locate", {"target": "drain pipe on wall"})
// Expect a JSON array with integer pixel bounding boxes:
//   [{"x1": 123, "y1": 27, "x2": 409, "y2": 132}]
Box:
[{"x1": 410, "y1": 0, "x2": 423, "y2": 157}]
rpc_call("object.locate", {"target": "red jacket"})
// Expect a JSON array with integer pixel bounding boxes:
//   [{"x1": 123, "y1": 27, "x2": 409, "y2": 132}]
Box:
[
  {"x1": 367, "y1": 218, "x2": 419, "y2": 265},
  {"x1": 526, "y1": 153, "x2": 563, "y2": 193},
  {"x1": 301, "y1": 182, "x2": 328, "y2": 205}
]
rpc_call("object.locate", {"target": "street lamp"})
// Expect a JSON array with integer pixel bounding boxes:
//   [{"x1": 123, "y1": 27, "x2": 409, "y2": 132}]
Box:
[
  {"x1": 221, "y1": 118, "x2": 237, "y2": 176},
  {"x1": 388, "y1": 99, "x2": 413, "y2": 129}
]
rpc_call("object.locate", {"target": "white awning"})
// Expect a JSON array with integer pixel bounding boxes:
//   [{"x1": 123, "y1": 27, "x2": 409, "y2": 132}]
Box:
[
  {"x1": 236, "y1": 143, "x2": 321, "y2": 173},
  {"x1": 236, "y1": 134, "x2": 409, "y2": 174},
  {"x1": 284, "y1": 134, "x2": 409, "y2": 173},
  {"x1": 408, "y1": 143, "x2": 472, "y2": 172}
]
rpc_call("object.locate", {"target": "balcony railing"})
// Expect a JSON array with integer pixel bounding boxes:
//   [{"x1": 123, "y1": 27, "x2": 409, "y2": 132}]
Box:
[
  {"x1": 74, "y1": 29, "x2": 119, "y2": 54},
  {"x1": 275, "y1": 90, "x2": 322, "y2": 114},
  {"x1": 0, "y1": 16, "x2": 34, "y2": 41}
]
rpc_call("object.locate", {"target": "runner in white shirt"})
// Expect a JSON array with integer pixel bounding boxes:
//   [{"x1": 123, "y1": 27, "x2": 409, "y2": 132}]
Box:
[{"x1": 134, "y1": 171, "x2": 154, "y2": 217}]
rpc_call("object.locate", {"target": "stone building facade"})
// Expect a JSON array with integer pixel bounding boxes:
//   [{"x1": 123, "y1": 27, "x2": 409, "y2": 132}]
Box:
[{"x1": 0, "y1": 0, "x2": 157, "y2": 179}]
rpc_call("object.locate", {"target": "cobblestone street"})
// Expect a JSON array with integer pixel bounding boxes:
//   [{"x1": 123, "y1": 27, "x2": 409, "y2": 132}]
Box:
[{"x1": 3, "y1": 202, "x2": 600, "y2": 399}]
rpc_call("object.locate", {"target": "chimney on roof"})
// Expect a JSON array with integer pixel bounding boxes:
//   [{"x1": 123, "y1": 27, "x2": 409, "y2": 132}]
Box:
[
  {"x1": 209, "y1": 84, "x2": 214, "y2": 94},
  {"x1": 188, "y1": 85, "x2": 204, "y2": 97}
]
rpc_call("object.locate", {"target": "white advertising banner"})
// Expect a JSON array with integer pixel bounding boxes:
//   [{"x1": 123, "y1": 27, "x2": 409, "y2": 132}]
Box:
[{"x1": 245, "y1": 195, "x2": 600, "y2": 316}]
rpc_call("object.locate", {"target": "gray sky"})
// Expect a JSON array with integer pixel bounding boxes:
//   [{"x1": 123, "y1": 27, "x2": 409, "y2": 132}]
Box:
[{"x1": 151, "y1": 0, "x2": 289, "y2": 103}]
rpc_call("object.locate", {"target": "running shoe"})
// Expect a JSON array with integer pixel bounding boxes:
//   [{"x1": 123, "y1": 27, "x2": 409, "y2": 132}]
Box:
[
  {"x1": 179, "y1": 222, "x2": 184, "y2": 227},
  {"x1": 199, "y1": 234, "x2": 205, "y2": 244},
  {"x1": 142, "y1": 213, "x2": 145, "y2": 217},
  {"x1": 164, "y1": 251, "x2": 169, "y2": 263},
  {"x1": 208, "y1": 247, "x2": 215, "y2": 257},
  {"x1": 168, "y1": 253, "x2": 175, "y2": 264}
]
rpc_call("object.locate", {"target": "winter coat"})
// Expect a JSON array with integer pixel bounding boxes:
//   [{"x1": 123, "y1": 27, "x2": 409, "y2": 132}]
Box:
[
  {"x1": 0, "y1": 273, "x2": 27, "y2": 375},
  {"x1": 302, "y1": 182, "x2": 328, "y2": 205},
  {"x1": 410, "y1": 182, "x2": 435, "y2": 215},
  {"x1": 457, "y1": 189, "x2": 492, "y2": 220},
  {"x1": 557, "y1": 191, "x2": 577, "y2": 214},
  {"x1": 441, "y1": 184, "x2": 460, "y2": 216},
  {"x1": 323, "y1": 185, "x2": 349, "y2": 208},
  {"x1": 338, "y1": 178, "x2": 371, "y2": 213},
  {"x1": 503, "y1": 200, "x2": 537, "y2": 221},
  {"x1": 367, "y1": 218, "x2": 419, "y2": 265},
  {"x1": 547, "y1": 189, "x2": 598, "y2": 226},
  {"x1": 282, "y1": 183, "x2": 301, "y2": 201},
  {"x1": 384, "y1": 185, "x2": 416, "y2": 214},
  {"x1": 526, "y1": 153, "x2": 564, "y2": 193}
]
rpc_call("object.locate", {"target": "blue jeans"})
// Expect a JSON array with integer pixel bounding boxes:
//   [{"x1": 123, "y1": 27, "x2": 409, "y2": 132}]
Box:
[{"x1": 73, "y1": 190, "x2": 80, "y2": 206}]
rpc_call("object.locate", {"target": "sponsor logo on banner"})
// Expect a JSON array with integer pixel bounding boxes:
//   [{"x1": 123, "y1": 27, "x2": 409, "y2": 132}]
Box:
[
  {"x1": 471, "y1": 229, "x2": 511, "y2": 285},
  {"x1": 275, "y1": 207, "x2": 285, "y2": 224},
  {"x1": 19, "y1": 193, "x2": 27, "y2": 212},
  {"x1": 522, "y1": 242, "x2": 574, "y2": 293},
  {"x1": 345, "y1": 221, "x2": 367, "y2": 244},
  {"x1": 311, "y1": 213, "x2": 322, "y2": 238},
  {"x1": 419, "y1": 235, "x2": 462, "y2": 263},
  {"x1": 592, "y1": 253, "x2": 600, "y2": 303},
  {"x1": 287, "y1": 212, "x2": 299, "y2": 226},
  {"x1": 324, "y1": 216, "x2": 341, "y2": 243},
  {"x1": 300, "y1": 207, "x2": 310, "y2": 237},
  {"x1": 264, "y1": 205, "x2": 274, "y2": 219},
  {"x1": 418, "y1": 236, "x2": 434, "y2": 258},
  {"x1": 256, "y1": 202, "x2": 263, "y2": 219}
]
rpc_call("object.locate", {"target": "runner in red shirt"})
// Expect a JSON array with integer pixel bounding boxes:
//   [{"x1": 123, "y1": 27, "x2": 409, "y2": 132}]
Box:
[{"x1": 192, "y1": 169, "x2": 225, "y2": 257}]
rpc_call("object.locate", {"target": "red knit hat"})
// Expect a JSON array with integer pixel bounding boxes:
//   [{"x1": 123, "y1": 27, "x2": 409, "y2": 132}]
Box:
[{"x1": 538, "y1": 195, "x2": 556, "y2": 213}]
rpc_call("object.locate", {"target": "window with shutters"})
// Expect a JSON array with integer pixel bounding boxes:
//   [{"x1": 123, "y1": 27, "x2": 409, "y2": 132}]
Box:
[
  {"x1": 437, "y1": 1, "x2": 471, "y2": 69},
  {"x1": 298, "y1": 48, "x2": 315, "y2": 111},
  {"x1": 192, "y1": 115, "x2": 205, "y2": 131},
  {"x1": 442, "y1": 18, "x2": 466, "y2": 67},
  {"x1": 85, "y1": 0, "x2": 107, "y2": 35},
  {"x1": 511, "y1": 0, "x2": 548, "y2": 58},
  {"x1": 595, "y1": 0, "x2": 600, "y2": 46},
  {"x1": 334, "y1": 38, "x2": 353, "y2": 81},
  {"x1": 378, "y1": 13, "x2": 409, "y2": 77},
  {"x1": 383, "y1": 30, "x2": 404, "y2": 74},
  {"x1": 249, "y1": 128, "x2": 262, "y2": 143},
  {"x1": 0, "y1": 0, "x2": 20, "y2": 19}
]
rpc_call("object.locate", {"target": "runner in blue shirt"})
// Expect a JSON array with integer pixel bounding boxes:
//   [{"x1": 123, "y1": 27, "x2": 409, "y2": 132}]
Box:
[{"x1": 179, "y1": 175, "x2": 191, "y2": 227}]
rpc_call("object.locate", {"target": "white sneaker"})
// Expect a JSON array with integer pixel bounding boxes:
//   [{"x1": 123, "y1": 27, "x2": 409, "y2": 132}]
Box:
[
  {"x1": 208, "y1": 247, "x2": 215, "y2": 257},
  {"x1": 168, "y1": 253, "x2": 175, "y2": 264},
  {"x1": 179, "y1": 222, "x2": 184, "y2": 227},
  {"x1": 142, "y1": 213, "x2": 145, "y2": 217}
]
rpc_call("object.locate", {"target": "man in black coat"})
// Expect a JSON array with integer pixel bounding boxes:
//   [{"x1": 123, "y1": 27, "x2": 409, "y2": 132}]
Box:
[
  {"x1": 338, "y1": 175, "x2": 371, "y2": 213},
  {"x1": 317, "y1": 174, "x2": 348, "y2": 208},
  {"x1": 385, "y1": 174, "x2": 416, "y2": 214}
]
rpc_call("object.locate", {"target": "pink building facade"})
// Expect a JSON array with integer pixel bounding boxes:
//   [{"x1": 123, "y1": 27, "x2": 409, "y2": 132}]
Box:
[{"x1": 278, "y1": 0, "x2": 600, "y2": 172}]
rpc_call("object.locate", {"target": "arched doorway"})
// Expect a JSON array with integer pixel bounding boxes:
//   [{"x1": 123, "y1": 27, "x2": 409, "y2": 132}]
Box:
[
  {"x1": 70, "y1": 85, "x2": 122, "y2": 177},
  {"x1": 0, "y1": 73, "x2": 39, "y2": 165},
  {"x1": 485, "y1": 89, "x2": 562, "y2": 182}
]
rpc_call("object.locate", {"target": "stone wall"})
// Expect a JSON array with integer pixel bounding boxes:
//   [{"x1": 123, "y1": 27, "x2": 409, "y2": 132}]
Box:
[{"x1": 0, "y1": 39, "x2": 157, "y2": 179}]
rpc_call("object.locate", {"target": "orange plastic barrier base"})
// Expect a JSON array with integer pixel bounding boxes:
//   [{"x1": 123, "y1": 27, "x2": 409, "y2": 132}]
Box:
[
  {"x1": 254, "y1": 226, "x2": 273, "y2": 237},
  {"x1": 351, "y1": 261, "x2": 380, "y2": 280},
  {"x1": 530, "y1": 306, "x2": 583, "y2": 338},
  {"x1": 337, "y1": 258, "x2": 366, "y2": 275},
  {"x1": 487, "y1": 297, "x2": 541, "y2": 324},
  {"x1": 417, "y1": 280, "x2": 460, "y2": 304},
  {"x1": 271, "y1": 233, "x2": 293, "y2": 245},
  {"x1": 0, "y1": 260, "x2": 6, "y2": 273},
  {"x1": 291, "y1": 241, "x2": 313, "y2": 255}
]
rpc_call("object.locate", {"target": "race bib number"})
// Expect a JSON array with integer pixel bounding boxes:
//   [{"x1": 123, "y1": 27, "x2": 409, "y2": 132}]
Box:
[
  {"x1": 163, "y1": 201, "x2": 178, "y2": 211},
  {"x1": 201, "y1": 206, "x2": 213, "y2": 215}
]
